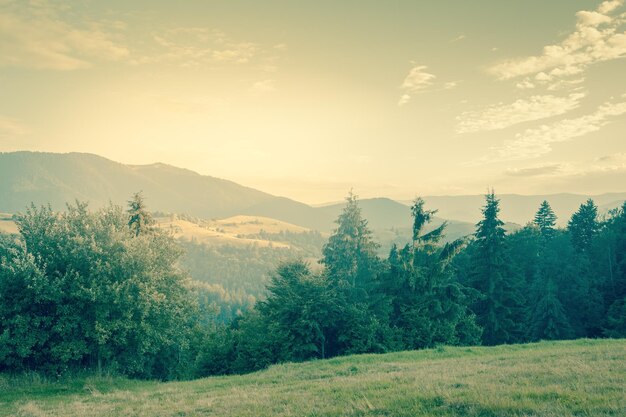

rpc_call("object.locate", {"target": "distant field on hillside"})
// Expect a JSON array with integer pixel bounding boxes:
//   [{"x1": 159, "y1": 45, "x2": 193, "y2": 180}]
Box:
[
  {"x1": 2, "y1": 339, "x2": 625, "y2": 417},
  {"x1": 156, "y1": 215, "x2": 301, "y2": 248}
]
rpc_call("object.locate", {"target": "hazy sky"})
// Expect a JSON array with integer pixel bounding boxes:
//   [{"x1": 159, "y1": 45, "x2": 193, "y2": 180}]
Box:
[{"x1": 1, "y1": 0, "x2": 625, "y2": 203}]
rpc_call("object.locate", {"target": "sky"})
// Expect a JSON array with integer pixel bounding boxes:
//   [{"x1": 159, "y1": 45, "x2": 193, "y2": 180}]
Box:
[{"x1": 1, "y1": 0, "x2": 625, "y2": 204}]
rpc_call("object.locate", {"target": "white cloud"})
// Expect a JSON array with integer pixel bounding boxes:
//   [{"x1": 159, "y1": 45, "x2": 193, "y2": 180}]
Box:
[
  {"x1": 488, "y1": 0, "x2": 626, "y2": 81},
  {"x1": 398, "y1": 65, "x2": 436, "y2": 106},
  {"x1": 456, "y1": 93, "x2": 585, "y2": 133},
  {"x1": 398, "y1": 94, "x2": 411, "y2": 107},
  {"x1": 401, "y1": 65, "x2": 436, "y2": 91},
  {"x1": 132, "y1": 27, "x2": 278, "y2": 69},
  {"x1": 251, "y1": 79, "x2": 276, "y2": 93},
  {"x1": 444, "y1": 81, "x2": 460, "y2": 90},
  {"x1": 0, "y1": 0, "x2": 129, "y2": 70},
  {"x1": 450, "y1": 34, "x2": 466, "y2": 43},
  {"x1": 598, "y1": 0, "x2": 624, "y2": 14},
  {"x1": 486, "y1": 96, "x2": 626, "y2": 161},
  {"x1": 516, "y1": 79, "x2": 536, "y2": 89}
]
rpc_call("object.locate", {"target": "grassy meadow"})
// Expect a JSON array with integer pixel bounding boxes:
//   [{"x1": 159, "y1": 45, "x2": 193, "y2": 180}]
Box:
[{"x1": 1, "y1": 339, "x2": 625, "y2": 417}]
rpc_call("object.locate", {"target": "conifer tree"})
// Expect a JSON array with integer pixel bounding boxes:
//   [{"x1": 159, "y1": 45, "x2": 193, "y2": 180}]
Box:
[
  {"x1": 568, "y1": 199, "x2": 598, "y2": 253},
  {"x1": 612, "y1": 202, "x2": 626, "y2": 301},
  {"x1": 469, "y1": 191, "x2": 523, "y2": 345},
  {"x1": 534, "y1": 200, "x2": 557, "y2": 238},
  {"x1": 321, "y1": 192, "x2": 380, "y2": 289},
  {"x1": 604, "y1": 202, "x2": 626, "y2": 337},
  {"x1": 385, "y1": 197, "x2": 481, "y2": 349},
  {"x1": 127, "y1": 191, "x2": 154, "y2": 237},
  {"x1": 529, "y1": 277, "x2": 572, "y2": 341}
]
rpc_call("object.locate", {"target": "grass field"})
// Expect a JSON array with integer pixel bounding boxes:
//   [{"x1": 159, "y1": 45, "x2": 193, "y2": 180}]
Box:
[{"x1": 1, "y1": 339, "x2": 625, "y2": 417}]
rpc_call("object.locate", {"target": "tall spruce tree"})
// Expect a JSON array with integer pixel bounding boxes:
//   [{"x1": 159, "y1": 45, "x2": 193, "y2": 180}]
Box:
[
  {"x1": 321, "y1": 192, "x2": 380, "y2": 289},
  {"x1": 604, "y1": 202, "x2": 626, "y2": 337},
  {"x1": 528, "y1": 276, "x2": 572, "y2": 341},
  {"x1": 568, "y1": 199, "x2": 599, "y2": 253},
  {"x1": 384, "y1": 198, "x2": 481, "y2": 349},
  {"x1": 469, "y1": 191, "x2": 523, "y2": 345},
  {"x1": 320, "y1": 192, "x2": 389, "y2": 355},
  {"x1": 127, "y1": 191, "x2": 154, "y2": 237},
  {"x1": 611, "y1": 202, "x2": 626, "y2": 301},
  {"x1": 534, "y1": 200, "x2": 557, "y2": 238}
]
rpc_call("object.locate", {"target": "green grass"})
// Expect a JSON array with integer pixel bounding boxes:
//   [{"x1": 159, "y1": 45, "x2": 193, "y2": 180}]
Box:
[{"x1": 2, "y1": 339, "x2": 625, "y2": 416}]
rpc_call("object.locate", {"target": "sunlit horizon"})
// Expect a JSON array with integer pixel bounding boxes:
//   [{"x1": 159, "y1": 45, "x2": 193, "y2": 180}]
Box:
[{"x1": 1, "y1": 0, "x2": 625, "y2": 203}]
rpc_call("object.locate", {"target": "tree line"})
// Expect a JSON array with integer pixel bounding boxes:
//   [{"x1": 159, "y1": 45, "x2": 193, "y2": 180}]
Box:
[{"x1": 0, "y1": 191, "x2": 625, "y2": 379}]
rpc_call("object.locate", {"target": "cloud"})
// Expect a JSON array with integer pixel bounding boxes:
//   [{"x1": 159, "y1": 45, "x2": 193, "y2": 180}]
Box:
[
  {"x1": 450, "y1": 34, "x2": 466, "y2": 43},
  {"x1": 505, "y1": 164, "x2": 563, "y2": 177},
  {"x1": 456, "y1": 93, "x2": 585, "y2": 133},
  {"x1": 398, "y1": 65, "x2": 436, "y2": 106},
  {"x1": 485, "y1": 96, "x2": 626, "y2": 161},
  {"x1": 598, "y1": 0, "x2": 624, "y2": 14},
  {"x1": 444, "y1": 81, "x2": 460, "y2": 90},
  {"x1": 251, "y1": 79, "x2": 276, "y2": 93},
  {"x1": 516, "y1": 80, "x2": 536, "y2": 89},
  {"x1": 0, "y1": 3, "x2": 280, "y2": 71},
  {"x1": 398, "y1": 94, "x2": 411, "y2": 107},
  {"x1": 133, "y1": 28, "x2": 278, "y2": 69},
  {"x1": 0, "y1": 0, "x2": 129, "y2": 70},
  {"x1": 487, "y1": 0, "x2": 626, "y2": 82}
]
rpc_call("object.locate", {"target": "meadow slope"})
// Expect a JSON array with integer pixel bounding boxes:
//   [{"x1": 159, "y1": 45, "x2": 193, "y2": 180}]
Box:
[{"x1": 1, "y1": 339, "x2": 625, "y2": 417}]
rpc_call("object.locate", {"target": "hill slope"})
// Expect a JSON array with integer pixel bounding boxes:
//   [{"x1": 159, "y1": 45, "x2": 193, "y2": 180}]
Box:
[
  {"x1": 2, "y1": 151, "x2": 624, "y2": 231},
  {"x1": 0, "y1": 152, "x2": 277, "y2": 219},
  {"x1": 2, "y1": 339, "x2": 624, "y2": 416}
]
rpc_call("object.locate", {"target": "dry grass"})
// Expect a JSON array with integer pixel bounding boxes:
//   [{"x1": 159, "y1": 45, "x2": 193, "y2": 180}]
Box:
[
  {"x1": 155, "y1": 217, "x2": 296, "y2": 248},
  {"x1": 2, "y1": 339, "x2": 625, "y2": 416}
]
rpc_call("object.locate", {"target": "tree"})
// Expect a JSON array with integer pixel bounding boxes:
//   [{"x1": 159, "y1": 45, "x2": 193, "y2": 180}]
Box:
[
  {"x1": 528, "y1": 277, "x2": 572, "y2": 341},
  {"x1": 568, "y1": 199, "x2": 599, "y2": 253},
  {"x1": 257, "y1": 260, "x2": 341, "y2": 361},
  {"x1": 0, "y1": 199, "x2": 194, "y2": 378},
  {"x1": 534, "y1": 200, "x2": 557, "y2": 238},
  {"x1": 127, "y1": 191, "x2": 154, "y2": 237},
  {"x1": 469, "y1": 191, "x2": 524, "y2": 345},
  {"x1": 603, "y1": 202, "x2": 626, "y2": 337},
  {"x1": 321, "y1": 192, "x2": 380, "y2": 290},
  {"x1": 610, "y1": 202, "x2": 626, "y2": 302},
  {"x1": 384, "y1": 197, "x2": 481, "y2": 349}
]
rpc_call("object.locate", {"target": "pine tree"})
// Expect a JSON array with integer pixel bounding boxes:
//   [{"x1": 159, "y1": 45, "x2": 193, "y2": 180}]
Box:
[
  {"x1": 469, "y1": 191, "x2": 523, "y2": 345},
  {"x1": 321, "y1": 192, "x2": 380, "y2": 289},
  {"x1": 534, "y1": 200, "x2": 557, "y2": 238},
  {"x1": 529, "y1": 277, "x2": 572, "y2": 341},
  {"x1": 127, "y1": 191, "x2": 154, "y2": 237},
  {"x1": 568, "y1": 199, "x2": 598, "y2": 253},
  {"x1": 384, "y1": 197, "x2": 481, "y2": 349},
  {"x1": 612, "y1": 202, "x2": 626, "y2": 301},
  {"x1": 604, "y1": 202, "x2": 626, "y2": 337}
]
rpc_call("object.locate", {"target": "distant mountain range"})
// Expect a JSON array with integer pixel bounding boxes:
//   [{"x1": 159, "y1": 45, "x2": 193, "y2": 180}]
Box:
[{"x1": 1, "y1": 152, "x2": 624, "y2": 233}]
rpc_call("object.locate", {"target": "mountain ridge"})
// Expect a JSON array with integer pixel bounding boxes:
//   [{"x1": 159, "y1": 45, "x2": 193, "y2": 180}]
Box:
[{"x1": 1, "y1": 151, "x2": 624, "y2": 231}]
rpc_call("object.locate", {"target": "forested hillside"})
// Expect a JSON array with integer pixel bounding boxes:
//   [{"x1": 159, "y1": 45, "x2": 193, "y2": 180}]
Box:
[{"x1": 1, "y1": 190, "x2": 625, "y2": 380}]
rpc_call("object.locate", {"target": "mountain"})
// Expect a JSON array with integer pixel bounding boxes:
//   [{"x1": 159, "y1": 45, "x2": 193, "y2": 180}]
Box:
[
  {"x1": 242, "y1": 196, "x2": 335, "y2": 231},
  {"x1": 1, "y1": 152, "x2": 623, "y2": 234},
  {"x1": 0, "y1": 151, "x2": 278, "y2": 218},
  {"x1": 319, "y1": 198, "x2": 412, "y2": 230}
]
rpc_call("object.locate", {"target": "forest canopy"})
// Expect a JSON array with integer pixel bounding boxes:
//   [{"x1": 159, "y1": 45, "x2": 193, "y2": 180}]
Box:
[{"x1": 1, "y1": 192, "x2": 625, "y2": 379}]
